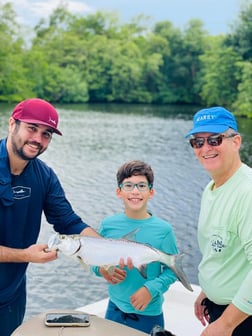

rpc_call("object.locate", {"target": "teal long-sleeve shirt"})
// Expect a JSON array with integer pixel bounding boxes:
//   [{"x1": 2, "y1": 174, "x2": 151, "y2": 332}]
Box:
[{"x1": 92, "y1": 213, "x2": 178, "y2": 315}]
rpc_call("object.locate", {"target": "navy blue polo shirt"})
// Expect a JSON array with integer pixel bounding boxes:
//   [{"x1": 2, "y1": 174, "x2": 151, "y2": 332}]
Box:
[{"x1": 0, "y1": 138, "x2": 88, "y2": 304}]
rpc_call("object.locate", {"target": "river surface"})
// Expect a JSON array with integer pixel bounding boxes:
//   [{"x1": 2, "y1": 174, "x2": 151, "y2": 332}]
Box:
[{"x1": 0, "y1": 103, "x2": 252, "y2": 321}]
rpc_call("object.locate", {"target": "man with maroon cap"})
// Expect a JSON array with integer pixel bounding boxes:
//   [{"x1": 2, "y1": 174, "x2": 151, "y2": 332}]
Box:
[
  {"x1": 0, "y1": 98, "x2": 127, "y2": 336},
  {"x1": 186, "y1": 106, "x2": 252, "y2": 335}
]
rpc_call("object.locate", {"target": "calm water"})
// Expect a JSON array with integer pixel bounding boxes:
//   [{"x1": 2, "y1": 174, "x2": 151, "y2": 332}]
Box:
[{"x1": 0, "y1": 103, "x2": 252, "y2": 321}]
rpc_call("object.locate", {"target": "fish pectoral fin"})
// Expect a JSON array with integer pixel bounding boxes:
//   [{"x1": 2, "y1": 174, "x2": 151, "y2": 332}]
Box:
[
  {"x1": 137, "y1": 264, "x2": 147, "y2": 279},
  {"x1": 76, "y1": 256, "x2": 89, "y2": 270}
]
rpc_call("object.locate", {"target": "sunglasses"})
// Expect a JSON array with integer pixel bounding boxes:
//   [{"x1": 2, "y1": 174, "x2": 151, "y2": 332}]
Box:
[{"x1": 189, "y1": 133, "x2": 237, "y2": 149}]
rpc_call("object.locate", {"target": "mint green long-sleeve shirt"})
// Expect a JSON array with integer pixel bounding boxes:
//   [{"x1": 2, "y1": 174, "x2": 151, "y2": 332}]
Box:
[{"x1": 198, "y1": 163, "x2": 252, "y2": 315}]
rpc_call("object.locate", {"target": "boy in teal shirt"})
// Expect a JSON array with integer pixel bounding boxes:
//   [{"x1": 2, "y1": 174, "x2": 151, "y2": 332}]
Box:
[{"x1": 93, "y1": 160, "x2": 178, "y2": 333}]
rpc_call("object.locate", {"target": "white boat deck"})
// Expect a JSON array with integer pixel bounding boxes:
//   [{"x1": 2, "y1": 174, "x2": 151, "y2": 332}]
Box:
[
  {"x1": 78, "y1": 281, "x2": 205, "y2": 335},
  {"x1": 12, "y1": 282, "x2": 204, "y2": 336}
]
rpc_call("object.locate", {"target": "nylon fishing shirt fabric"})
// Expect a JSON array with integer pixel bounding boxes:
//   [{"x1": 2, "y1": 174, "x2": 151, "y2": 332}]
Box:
[
  {"x1": 0, "y1": 138, "x2": 88, "y2": 305},
  {"x1": 198, "y1": 163, "x2": 252, "y2": 315},
  {"x1": 93, "y1": 213, "x2": 178, "y2": 316}
]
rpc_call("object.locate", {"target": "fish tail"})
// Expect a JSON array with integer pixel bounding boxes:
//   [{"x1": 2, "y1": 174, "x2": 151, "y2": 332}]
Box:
[{"x1": 168, "y1": 254, "x2": 193, "y2": 292}]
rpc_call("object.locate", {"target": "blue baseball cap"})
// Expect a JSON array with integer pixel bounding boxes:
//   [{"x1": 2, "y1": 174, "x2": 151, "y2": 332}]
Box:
[{"x1": 185, "y1": 106, "x2": 238, "y2": 138}]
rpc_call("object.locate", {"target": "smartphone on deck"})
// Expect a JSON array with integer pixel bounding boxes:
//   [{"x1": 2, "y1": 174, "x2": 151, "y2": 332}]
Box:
[{"x1": 44, "y1": 312, "x2": 90, "y2": 327}]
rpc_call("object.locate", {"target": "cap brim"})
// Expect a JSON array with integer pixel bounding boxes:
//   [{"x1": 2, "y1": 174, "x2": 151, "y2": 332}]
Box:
[{"x1": 185, "y1": 124, "x2": 229, "y2": 138}]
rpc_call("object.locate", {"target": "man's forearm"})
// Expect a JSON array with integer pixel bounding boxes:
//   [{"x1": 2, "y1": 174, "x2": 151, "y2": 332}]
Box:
[
  {"x1": 220, "y1": 303, "x2": 249, "y2": 330},
  {"x1": 80, "y1": 226, "x2": 100, "y2": 237},
  {"x1": 0, "y1": 245, "x2": 28, "y2": 262}
]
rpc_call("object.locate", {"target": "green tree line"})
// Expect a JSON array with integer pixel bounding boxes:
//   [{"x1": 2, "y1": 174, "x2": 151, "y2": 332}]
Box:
[{"x1": 1, "y1": 1, "x2": 252, "y2": 117}]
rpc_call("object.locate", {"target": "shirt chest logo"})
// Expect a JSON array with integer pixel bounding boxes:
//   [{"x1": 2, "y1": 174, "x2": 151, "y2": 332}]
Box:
[
  {"x1": 12, "y1": 186, "x2": 31, "y2": 199},
  {"x1": 211, "y1": 234, "x2": 226, "y2": 253}
]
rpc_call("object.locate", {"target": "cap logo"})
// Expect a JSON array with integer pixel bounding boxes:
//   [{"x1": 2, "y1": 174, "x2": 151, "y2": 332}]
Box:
[
  {"x1": 196, "y1": 114, "x2": 217, "y2": 123},
  {"x1": 49, "y1": 117, "x2": 57, "y2": 126}
]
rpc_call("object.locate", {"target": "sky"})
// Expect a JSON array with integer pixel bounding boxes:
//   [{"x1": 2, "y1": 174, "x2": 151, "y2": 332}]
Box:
[{"x1": 3, "y1": 0, "x2": 247, "y2": 35}]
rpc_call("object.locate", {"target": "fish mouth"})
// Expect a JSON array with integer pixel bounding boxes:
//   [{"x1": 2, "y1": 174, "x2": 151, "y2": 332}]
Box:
[
  {"x1": 47, "y1": 233, "x2": 81, "y2": 256},
  {"x1": 47, "y1": 233, "x2": 61, "y2": 250}
]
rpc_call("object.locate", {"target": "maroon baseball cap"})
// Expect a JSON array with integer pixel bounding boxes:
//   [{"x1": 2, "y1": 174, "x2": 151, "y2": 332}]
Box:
[{"x1": 12, "y1": 98, "x2": 62, "y2": 135}]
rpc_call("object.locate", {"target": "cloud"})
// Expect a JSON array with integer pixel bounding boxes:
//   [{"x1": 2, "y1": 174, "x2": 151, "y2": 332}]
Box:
[
  {"x1": 31, "y1": 0, "x2": 94, "y2": 17},
  {"x1": 3, "y1": 0, "x2": 94, "y2": 26}
]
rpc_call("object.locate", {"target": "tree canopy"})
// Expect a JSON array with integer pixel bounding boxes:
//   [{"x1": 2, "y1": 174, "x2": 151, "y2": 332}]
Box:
[{"x1": 1, "y1": 1, "x2": 252, "y2": 117}]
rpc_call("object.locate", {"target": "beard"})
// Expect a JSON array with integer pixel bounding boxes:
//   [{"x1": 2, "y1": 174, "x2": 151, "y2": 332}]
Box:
[
  {"x1": 14, "y1": 144, "x2": 43, "y2": 160},
  {"x1": 11, "y1": 137, "x2": 45, "y2": 161}
]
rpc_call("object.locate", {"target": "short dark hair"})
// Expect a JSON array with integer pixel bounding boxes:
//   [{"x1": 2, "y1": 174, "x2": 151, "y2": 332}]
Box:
[{"x1": 116, "y1": 160, "x2": 154, "y2": 187}]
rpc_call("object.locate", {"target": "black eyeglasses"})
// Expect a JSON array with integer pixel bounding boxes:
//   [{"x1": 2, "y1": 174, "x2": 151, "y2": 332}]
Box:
[
  {"x1": 119, "y1": 182, "x2": 152, "y2": 192},
  {"x1": 189, "y1": 134, "x2": 237, "y2": 149}
]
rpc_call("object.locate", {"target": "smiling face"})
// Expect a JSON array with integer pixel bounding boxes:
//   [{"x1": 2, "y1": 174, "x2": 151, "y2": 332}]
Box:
[
  {"x1": 116, "y1": 175, "x2": 154, "y2": 219},
  {"x1": 192, "y1": 132, "x2": 242, "y2": 187},
  {"x1": 7, "y1": 118, "x2": 53, "y2": 162}
]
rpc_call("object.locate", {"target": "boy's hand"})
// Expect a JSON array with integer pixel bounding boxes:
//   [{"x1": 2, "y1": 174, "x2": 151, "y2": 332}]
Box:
[
  {"x1": 99, "y1": 266, "x2": 126, "y2": 284},
  {"x1": 119, "y1": 257, "x2": 134, "y2": 270},
  {"x1": 130, "y1": 286, "x2": 152, "y2": 311}
]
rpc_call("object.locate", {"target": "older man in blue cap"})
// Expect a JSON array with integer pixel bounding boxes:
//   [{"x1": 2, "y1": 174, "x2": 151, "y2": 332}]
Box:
[{"x1": 186, "y1": 106, "x2": 252, "y2": 336}]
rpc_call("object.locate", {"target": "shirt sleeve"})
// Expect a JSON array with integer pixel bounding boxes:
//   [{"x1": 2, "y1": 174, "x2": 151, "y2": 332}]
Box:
[
  {"x1": 233, "y1": 269, "x2": 252, "y2": 314},
  {"x1": 143, "y1": 228, "x2": 179, "y2": 298},
  {"x1": 44, "y1": 167, "x2": 89, "y2": 234},
  {"x1": 232, "y1": 188, "x2": 252, "y2": 314}
]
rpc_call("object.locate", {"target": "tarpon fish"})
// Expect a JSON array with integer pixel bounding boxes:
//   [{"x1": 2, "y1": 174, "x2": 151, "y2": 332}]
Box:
[{"x1": 47, "y1": 233, "x2": 193, "y2": 292}]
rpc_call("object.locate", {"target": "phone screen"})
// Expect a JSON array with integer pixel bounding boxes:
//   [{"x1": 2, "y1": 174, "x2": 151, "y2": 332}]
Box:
[{"x1": 45, "y1": 312, "x2": 90, "y2": 326}]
